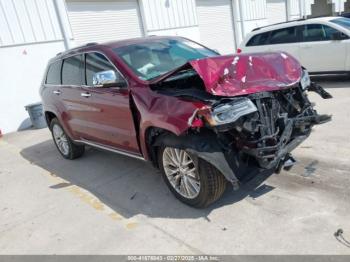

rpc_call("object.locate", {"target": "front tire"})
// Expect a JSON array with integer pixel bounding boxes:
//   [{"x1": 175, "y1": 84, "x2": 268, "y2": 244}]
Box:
[
  {"x1": 158, "y1": 146, "x2": 226, "y2": 208},
  {"x1": 50, "y1": 118, "x2": 85, "y2": 160}
]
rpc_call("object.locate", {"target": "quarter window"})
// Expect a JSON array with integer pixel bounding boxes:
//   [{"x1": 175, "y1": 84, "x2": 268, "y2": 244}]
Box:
[
  {"x1": 62, "y1": 55, "x2": 84, "y2": 85},
  {"x1": 269, "y1": 26, "x2": 299, "y2": 44},
  {"x1": 246, "y1": 32, "x2": 270, "y2": 46},
  {"x1": 85, "y1": 52, "x2": 123, "y2": 86},
  {"x1": 46, "y1": 60, "x2": 62, "y2": 85}
]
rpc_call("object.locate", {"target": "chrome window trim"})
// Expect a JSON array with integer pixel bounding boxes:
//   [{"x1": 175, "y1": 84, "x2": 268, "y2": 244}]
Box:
[{"x1": 45, "y1": 50, "x2": 129, "y2": 88}]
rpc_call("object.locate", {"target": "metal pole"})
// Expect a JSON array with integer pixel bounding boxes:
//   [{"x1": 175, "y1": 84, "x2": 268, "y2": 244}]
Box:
[
  {"x1": 53, "y1": 0, "x2": 71, "y2": 50},
  {"x1": 298, "y1": 0, "x2": 303, "y2": 18},
  {"x1": 238, "y1": 0, "x2": 245, "y2": 40},
  {"x1": 230, "y1": 0, "x2": 239, "y2": 49}
]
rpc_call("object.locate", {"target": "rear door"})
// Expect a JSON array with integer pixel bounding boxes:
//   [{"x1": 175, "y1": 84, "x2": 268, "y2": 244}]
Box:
[
  {"x1": 267, "y1": 26, "x2": 301, "y2": 57},
  {"x1": 298, "y1": 23, "x2": 348, "y2": 72},
  {"x1": 60, "y1": 54, "x2": 89, "y2": 139},
  {"x1": 81, "y1": 52, "x2": 140, "y2": 154},
  {"x1": 244, "y1": 26, "x2": 301, "y2": 59},
  {"x1": 243, "y1": 31, "x2": 271, "y2": 53}
]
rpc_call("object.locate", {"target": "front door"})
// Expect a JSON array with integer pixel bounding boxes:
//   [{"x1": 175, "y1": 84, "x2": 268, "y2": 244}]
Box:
[
  {"x1": 80, "y1": 52, "x2": 140, "y2": 154},
  {"x1": 298, "y1": 24, "x2": 348, "y2": 72}
]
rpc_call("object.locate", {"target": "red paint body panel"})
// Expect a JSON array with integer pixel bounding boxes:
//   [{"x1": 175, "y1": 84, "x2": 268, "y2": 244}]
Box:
[
  {"x1": 40, "y1": 37, "x2": 304, "y2": 162},
  {"x1": 152, "y1": 52, "x2": 302, "y2": 97}
]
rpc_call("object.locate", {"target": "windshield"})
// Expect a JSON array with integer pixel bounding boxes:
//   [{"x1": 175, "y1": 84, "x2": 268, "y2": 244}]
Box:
[
  {"x1": 330, "y1": 18, "x2": 350, "y2": 31},
  {"x1": 113, "y1": 38, "x2": 218, "y2": 81}
]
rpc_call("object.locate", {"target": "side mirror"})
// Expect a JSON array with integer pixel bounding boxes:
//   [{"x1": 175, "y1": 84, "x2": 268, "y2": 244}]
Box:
[
  {"x1": 93, "y1": 70, "x2": 127, "y2": 88},
  {"x1": 331, "y1": 32, "x2": 347, "y2": 41}
]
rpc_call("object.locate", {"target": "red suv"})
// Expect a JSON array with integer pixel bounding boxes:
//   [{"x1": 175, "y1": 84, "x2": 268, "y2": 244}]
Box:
[{"x1": 40, "y1": 36, "x2": 331, "y2": 207}]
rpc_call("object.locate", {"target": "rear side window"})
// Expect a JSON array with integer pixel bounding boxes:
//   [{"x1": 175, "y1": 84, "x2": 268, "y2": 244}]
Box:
[
  {"x1": 85, "y1": 52, "x2": 123, "y2": 86},
  {"x1": 246, "y1": 32, "x2": 270, "y2": 46},
  {"x1": 62, "y1": 55, "x2": 84, "y2": 85},
  {"x1": 46, "y1": 61, "x2": 61, "y2": 85},
  {"x1": 302, "y1": 24, "x2": 340, "y2": 42},
  {"x1": 269, "y1": 26, "x2": 299, "y2": 44}
]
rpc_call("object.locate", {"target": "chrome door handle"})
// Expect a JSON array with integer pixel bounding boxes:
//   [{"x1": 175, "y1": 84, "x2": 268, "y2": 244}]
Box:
[
  {"x1": 81, "y1": 92, "x2": 91, "y2": 98},
  {"x1": 53, "y1": 90, "x2": 61, "y2": 95}
]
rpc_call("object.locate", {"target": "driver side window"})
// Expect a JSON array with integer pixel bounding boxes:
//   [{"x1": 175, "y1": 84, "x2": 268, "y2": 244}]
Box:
[{"x1": 85, "y1": 52, "x2": 125, "y2": 87}]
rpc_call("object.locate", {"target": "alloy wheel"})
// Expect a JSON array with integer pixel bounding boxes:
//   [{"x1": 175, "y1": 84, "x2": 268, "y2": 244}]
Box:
[
  {"x1": 162, "y1": 147, "x2": 201, "y2": 199},
  {"x1": 52, "y1": 124, "x2": 69, "y2": 156}
]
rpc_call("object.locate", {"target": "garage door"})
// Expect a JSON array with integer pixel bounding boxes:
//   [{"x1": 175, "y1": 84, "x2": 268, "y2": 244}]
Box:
[
  {"x1": 266, "y1": 0, "x2": 287, "y2": 25},
  {"x1": 66, "y1": 1, "x2": 143, "y2": 46},
  {"x1": 196, "y1": 0, "x2": 236, "y2": 54}
]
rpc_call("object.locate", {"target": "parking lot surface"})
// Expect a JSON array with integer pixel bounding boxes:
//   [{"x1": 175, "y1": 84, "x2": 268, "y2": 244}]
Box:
[{"x1": 0, "y1": 77, "x2": 350, "y2": 254}]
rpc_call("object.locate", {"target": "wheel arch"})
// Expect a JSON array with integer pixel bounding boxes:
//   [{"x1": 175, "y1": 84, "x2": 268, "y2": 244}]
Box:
[
  {"x1": 143, "y1": 126, "x2": 178, "y2": 167},
  {"x1": 44, "y1": 111, "x2": 57, "y2": 129}
]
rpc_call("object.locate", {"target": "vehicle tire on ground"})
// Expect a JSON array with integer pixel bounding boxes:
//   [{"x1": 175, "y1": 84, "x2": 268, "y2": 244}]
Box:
[
  {"x1": 50, "y1": 118, "x2": 85, "y2": 160},
  {"x1": 158, "y1": 146, "x2": 226, "y2": 208}
]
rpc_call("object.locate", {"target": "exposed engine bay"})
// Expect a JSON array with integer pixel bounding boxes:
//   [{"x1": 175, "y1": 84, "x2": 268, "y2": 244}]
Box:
[{"x1": 151, "y1": 53, "x2": 332, "y2": 183}]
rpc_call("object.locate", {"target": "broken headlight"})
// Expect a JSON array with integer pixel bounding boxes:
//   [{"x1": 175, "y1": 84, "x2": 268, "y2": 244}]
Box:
[
  {"x1": 300, "y1": 69, "x2": 311, "y2": 90},
  {"x1": 211, "y1": 98, "x2": 257, "y2": 125}
]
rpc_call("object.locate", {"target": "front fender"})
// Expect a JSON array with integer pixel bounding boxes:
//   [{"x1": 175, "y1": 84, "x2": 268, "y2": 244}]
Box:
[{"x1": 130, "y1": 87, "x2": 206, "y2": 160}]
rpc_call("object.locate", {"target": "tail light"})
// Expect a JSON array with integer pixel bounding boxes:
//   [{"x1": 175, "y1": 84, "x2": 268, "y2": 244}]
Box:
[{"x1": 237, "y1": 48, "x2": 242, "y2": 53}]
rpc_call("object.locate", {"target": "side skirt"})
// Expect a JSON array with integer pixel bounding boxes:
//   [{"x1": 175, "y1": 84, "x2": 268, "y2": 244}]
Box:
[{"x1": 74, "y1": 139, "x2": 145, "y2": 161}]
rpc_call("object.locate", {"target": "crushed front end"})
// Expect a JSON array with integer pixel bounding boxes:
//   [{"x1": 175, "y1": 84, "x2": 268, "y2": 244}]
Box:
[
  {"x1": 151, "y1": 52, "x2": 332, "y2": 186},
  {"x1": 198, "y1": 83, "x2": 331, "y2": 174}
]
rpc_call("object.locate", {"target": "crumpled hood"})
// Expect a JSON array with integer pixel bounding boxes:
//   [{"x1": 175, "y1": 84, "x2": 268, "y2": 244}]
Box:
[{"x1": 152, "y1": 52, "x2": 303, "y2": 97}]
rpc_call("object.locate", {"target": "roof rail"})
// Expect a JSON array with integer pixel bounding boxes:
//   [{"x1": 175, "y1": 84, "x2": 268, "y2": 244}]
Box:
[
  {"x1": 55, "y1": 42, "x2": 98, "y2": 57},
  {"x1": 85, "y1": 42, "x2": 98, "y2": 46},
  {"x1": 252, "y1": 18, "x2": 306, "y2": 31}
]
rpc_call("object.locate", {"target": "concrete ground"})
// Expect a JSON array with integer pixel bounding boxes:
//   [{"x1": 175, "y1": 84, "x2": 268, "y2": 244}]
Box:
[{"x1": 0, "y1": 77, "x2": 350, "y2": 254}]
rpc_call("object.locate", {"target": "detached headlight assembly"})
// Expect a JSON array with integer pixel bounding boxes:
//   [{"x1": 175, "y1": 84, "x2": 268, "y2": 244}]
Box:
[
  {"x1": 211, "y1": 98, "x2": 257, "y2": 125},
  {"x1": 300, "y1": 69, "x2": 311, "y2": 90}
]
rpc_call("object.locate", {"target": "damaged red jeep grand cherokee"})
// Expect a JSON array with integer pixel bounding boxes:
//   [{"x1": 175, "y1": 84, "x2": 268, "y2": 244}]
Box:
[{"x1": 40, "y1": 36, "x2": 332, "y2": 207}]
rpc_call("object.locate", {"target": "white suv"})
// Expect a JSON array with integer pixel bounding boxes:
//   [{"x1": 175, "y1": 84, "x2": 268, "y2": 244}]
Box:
[{"x1": 239, "y1": 17, "x2": 350, "y2": 74}]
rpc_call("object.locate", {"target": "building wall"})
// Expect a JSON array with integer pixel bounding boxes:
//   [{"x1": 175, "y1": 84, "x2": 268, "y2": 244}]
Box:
[
  {"x1": 0, "y1": 0, "x2": 70, "y2": 133},
  {"x1": 345, "y1": 0, "x2": 350, "y2": 11},
  {"x1": 289, "y1": 0, "x2": 302, "y2": 19},
  {"x1": 332, "y1": 0, "x2": 346, "y2": 13},
  {"x1": 0, "y1": 41, "x2": 66, "y2": 133},
  {"x1": 140, "y1": 0, "x2": 200, "y2": 41},
  {"x1": 233, "y1": 0, "x2": 268, "y2": 44},
  {"x1": 308, "y1": 0, "x2": 333, "y2": 17},
  {"x1": 66, "y1": 0, "x2": 143, "y2": 45}
]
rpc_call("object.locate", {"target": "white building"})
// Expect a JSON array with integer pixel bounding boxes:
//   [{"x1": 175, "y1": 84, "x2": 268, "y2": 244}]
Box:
[{"x1": 0, "y1": 0, "x2": 348, "y2": 133}]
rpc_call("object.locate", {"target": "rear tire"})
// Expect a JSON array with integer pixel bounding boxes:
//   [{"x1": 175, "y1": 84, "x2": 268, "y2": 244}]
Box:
[
  {"x1": 50, "y1": 118, "x2": 85, "y2": 160},
  {"x1": 158, "y1": 146, "x2": 226, "y2": 208}
]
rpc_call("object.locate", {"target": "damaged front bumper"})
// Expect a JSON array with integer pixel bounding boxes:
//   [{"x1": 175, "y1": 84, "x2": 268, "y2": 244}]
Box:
[{"x1": 191, "y1": 82, "x2": 332, "y2": 185}]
